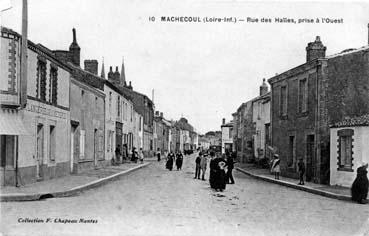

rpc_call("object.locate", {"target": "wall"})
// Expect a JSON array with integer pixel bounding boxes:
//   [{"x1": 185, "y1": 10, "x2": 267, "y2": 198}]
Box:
[
  {"x1": 330, "y1": 126, "x2": 369, "y2": 187},
  {"x1": 70, "y1": 78, "x2": 105, "y2": 172}
]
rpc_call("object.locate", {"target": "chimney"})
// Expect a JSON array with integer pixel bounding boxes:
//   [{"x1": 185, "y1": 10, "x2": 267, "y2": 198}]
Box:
[
  {"x1": 306, "y1": 36, "x2": 326, "y2": 62},
  {"x1": 108, "y1": 66, "x2": 114, "y2": 80},
  {"x1": 84, "y1": 60, "x2": 98, "y2": 75},
  {"x1": 259, "y1": 78, "x2": 268, "y2": 96},
  {"x1": 160, "y1": 112, "x2": 163, "y2": 118},
  {"x1": 222, "y1": 118, "x2": 225, "y2": 125},
  {"x1": 128, "y1": 81, "x2": 132, "y2": 90},
  {"x1": 69, "y1": 28, "x2": 81, "y2": 66}
]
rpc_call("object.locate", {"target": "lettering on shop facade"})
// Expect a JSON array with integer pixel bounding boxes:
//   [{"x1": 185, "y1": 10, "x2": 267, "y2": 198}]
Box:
[{"x1": 25, "y1": 104, "x2": 67, "y2": 119}]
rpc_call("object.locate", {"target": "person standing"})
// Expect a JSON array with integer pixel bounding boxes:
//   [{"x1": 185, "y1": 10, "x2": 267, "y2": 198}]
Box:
[
  {"x1": 156, "y1": 148, "x2": 161, "y2": 162},
  {"x1": 115, "y1": 145, "x2": 122, "y2": 164},
  {"x1": 271, "y1": 154, "x2": 281, "y2": 180},
  {"x1": 297, "y1": 158, "x2": 305, "y2": 185},
  {"x1": 213, "y1": 154, "x2": 227, "y2": 191},
  {"x1": 139, "y1": 148, "x2": 144, "y2": 164},
  {"x1": 194, "y1": 153, "x2": 201, "y2": 179},
  {"x1": 209, "y1": 152, "x2": 216, "y2": 188},
  {"x1": 226, "y1": 153, "x2": 235, "y2": 184},
  {"x1": 166, "y1": 152, "x2": 174, "y2": 171},
  {"x1": 200, "y1": 153, "x2": 207, "y2": 180},
  {"x1": 176, "y1": 152, "x2": 183, "y2": 170}
]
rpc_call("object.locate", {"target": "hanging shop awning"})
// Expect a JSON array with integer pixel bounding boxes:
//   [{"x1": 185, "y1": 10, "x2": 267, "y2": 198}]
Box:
[{"x1": 0, "y1": 109, "x2": 30, "y2": 135}]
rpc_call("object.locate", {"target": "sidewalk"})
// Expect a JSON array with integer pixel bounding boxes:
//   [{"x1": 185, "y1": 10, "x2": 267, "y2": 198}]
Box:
[
  {"x1": 236, "y1": 163, "x2": 352, "y2": 201},
  {"x1": 0, "y1": 162, "x2": 150, "y2": 202}
]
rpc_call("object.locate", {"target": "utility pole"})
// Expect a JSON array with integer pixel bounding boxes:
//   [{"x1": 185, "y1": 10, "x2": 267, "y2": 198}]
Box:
[{"x1": 20, "y1": 0, "x2": 28, "y2": 108}]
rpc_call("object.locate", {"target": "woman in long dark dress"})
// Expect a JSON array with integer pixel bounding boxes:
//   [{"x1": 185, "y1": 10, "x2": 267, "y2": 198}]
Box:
[
  {"x1": 351, "y1": 163, "x2": 368, "y2": 204},
  {"x1": 166, "y1": 152, "x2": 174, "y2": 171},
  {"x1": 209, "y1": 152, "x2": 217, "y2": 189},
  {"x1": 176, "y1": 152, "x2": 183, "y2": 170},
  {"x1": 213, "y1": 156, "x2": 227, "y2": 191}
]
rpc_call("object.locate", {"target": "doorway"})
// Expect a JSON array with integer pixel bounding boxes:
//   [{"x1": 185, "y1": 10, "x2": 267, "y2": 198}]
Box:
[
  {"x1": 36, "y1": 124, "x2": 44, "y2": 180},
  {"x1": 306, "y1": 135, "x2": 315, "y2": 182}
]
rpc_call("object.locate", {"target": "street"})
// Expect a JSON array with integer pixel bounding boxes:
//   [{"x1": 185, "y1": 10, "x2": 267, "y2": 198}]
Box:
[{"x1": 1, "y1": 153, "x2": 369, "y2": 236}]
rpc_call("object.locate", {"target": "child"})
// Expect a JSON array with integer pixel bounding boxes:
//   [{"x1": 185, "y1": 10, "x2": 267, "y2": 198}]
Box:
[
  {"x1": 297, "y1": 158, "x2": 305, "y2": 185},
  {"x1": 271, "y1": 154, "x2": 281, "y2": 180}
]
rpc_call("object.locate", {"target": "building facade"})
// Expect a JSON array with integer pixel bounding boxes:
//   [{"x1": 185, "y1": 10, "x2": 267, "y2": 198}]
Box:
[
  {"x1": 329, "y1": 114, "x2": 369, "y2": 187},
  {"x1": 221, "y1": 119, "x2": 233, "y2": 154},
  {"x1": 252, "y1": 80, "x2": 271, "y2": 161},
  {"x1": 268, "y1": 36, "x2": 369, "y2": 184},
  {"x1": 1, "y1": 27, "x2": 71, "y2": 186}
]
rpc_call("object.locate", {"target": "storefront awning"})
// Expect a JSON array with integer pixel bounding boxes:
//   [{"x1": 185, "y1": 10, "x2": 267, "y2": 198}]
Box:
[{"x1": 0, "y1": 109, "x2": 30, "y2": 135}]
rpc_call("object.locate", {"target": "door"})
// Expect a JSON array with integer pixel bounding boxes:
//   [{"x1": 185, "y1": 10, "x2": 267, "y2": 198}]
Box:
[
  {"x1": 306, "y1": 135, "x2": 315, "y2": 182},
  {"x1": 36, "y1": 124, "x2": 44, "y2": 179},
  {"x1": 70, "y1": 125, "x2": 76, "y2": 173},
  {"x1": 94, "y1": 129, "x2": 98, "y2": 168}
]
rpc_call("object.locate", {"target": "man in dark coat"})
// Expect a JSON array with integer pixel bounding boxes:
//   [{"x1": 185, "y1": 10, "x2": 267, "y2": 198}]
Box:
[
  {"x1": 209, "y1": 152, "x2": 217, "y2": 188},
  {"x1": 194, "y1": 153, "x2": 201, "y2": 179},
  {"x1": 297, "y1": 158, "x2": 305, "y2": 185},
  {"x1": 351, "y1": 163, "x2": 368, "y2": 204},
  {"x1": 226, "y1": 154, "x2": 235, "y2": 184},
  {"x1": 176, "y1": 152, "x2": 183, "y2": 170}
]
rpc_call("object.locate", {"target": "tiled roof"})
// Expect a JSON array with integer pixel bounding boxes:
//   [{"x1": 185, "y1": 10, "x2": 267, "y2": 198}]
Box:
[{"x1": 331, "y1": 114, "x2": 369, "y2": 128}]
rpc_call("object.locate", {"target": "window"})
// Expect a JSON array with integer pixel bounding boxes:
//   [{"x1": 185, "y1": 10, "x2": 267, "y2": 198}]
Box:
[
  {"x1": 130, "y1": 105, "x2": 133, "y2": 122},
  {"x1": 95, "y1": 97, "x2": 98, "y2": 109},
  {"x1": 80, "y1": 130, "x2": 86, "y2": 159},
  {"x1": 49, "y1": 66, "x2": 58, "y2": 105},
  {"x1": 36, "y1": 59, "x2": 47, "y2": 101},
  {"x1": 288, "y1": 136, "x2": 295, "y2": 168},
  {"x1": 279, "y1": 86, "x2": 287, "y2": 116},
  {"x1": 117, "y1": 96, "x2": 121, "y2": 118},
  {"x1": 298, "y1": 78, "x2": 307, "y2": 113},
  {"x1": 109, "y1": 92, "x2": 112, "y2": 118},
  {"x1": 337, "y1": 129, "x2": 354, "y2": 171},
  {"x1": 49, "y1": 125, "x2": 56, "y2": 161}
]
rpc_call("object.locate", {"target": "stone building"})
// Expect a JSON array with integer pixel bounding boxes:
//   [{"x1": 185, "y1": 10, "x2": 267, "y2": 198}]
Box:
[
  {"x1": 69, "y1": 64, "x2": 105, "y2": 172},
  {"x1": 1, "y1": 27, "x2": 71, "y2": 185},
  {"x1": 232, "y1": 101, "x2": 255, "y2": 163},
  {"x1": 221, "y1": 119, "x2": 233, "y2": 154},
  {"x1": 329, "y1": 114, "x2": 369, "y2": 187},
  {"x1": 251, "y1": 79, "x2": 271, "y2": 161},
  {"x1": 268, "y1": 34, "x2": 369, "y2": 184},
  {"x1": 153, "y1": 111, "x2": 170, "y2": 154}
]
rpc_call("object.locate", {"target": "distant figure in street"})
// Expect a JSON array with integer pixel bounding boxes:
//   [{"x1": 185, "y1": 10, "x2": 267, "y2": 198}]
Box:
[
  {"x1": 297, "y1": 158, "x2": 305, "y2": 185},
  {"x1": 139, "y1": 148, "x2": 144, "y2": 164},
  {"x1": 157, "y1": 148, "x2": 161, "y2": 162},
  {"x1": 115, "y1": 145, "x2": 122, "y2": 164},
  {"x1": 194, "y1": 153, "x2": 202, "y2": 179},
  {"x1": 166, "y1": 152, "x2": 174, "y2": 171},
  {"x1": 226, "y1": 153, "x2": 235, "y2": 184},
  {"x1": 209, "y1": 152, "x2": 217, "y2": 188},
  {"x1": 351, "y1": 163, "x2": 368, "y2": 204},
  {"x1": 271, "y1": 154, "x2": 281, "y2": 180},
  {"x1": 176, "y1": 152, "x2": 183, "y2": 170},
  {"x1": 131, "y1": 147, "x2": 137, "y2": 163},
  {"x1": 200, "y1": 153, "x2": 207, "y2": 180}
]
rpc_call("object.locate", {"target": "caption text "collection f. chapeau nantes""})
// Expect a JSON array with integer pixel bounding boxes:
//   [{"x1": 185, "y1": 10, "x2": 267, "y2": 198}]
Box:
[{"x1": 151, "y1": 16, "x2": 343, "y2": 24}]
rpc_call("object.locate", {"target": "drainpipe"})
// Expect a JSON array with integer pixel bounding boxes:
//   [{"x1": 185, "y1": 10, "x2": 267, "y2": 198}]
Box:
[{"x1": 15, "y1": 136, "x2": 19, "y2": 187}]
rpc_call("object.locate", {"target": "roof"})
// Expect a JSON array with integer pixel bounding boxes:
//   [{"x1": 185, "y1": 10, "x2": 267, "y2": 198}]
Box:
[
  {"x1": 221, "y1": 121, "x2": 233, "y2": 128},
  {"x1": 331, "y1": 114, "x2": 369, "y2": 128},
  {"x1": 326, "y1": 45, "x2": 369, "y2": 59}
]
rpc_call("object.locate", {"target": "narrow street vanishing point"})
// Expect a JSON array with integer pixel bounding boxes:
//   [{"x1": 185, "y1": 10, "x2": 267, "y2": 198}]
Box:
[{"x1": 1, "y1": 154, "x2": 369, "y2": 236}]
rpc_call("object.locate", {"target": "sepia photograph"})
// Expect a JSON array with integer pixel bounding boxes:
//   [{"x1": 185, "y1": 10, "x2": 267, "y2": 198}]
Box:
[{"x1": 0, "y1": 0, "x2": 369, "y2": 235}]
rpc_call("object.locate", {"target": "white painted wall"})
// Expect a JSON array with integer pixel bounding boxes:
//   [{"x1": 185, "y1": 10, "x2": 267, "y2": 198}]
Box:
[{"x1": 330, "y1": 126, "x2": 369, "y2": 187}]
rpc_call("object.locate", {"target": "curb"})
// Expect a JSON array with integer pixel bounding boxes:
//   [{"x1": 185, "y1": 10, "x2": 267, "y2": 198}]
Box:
[
  {"x1": 0, "y1": 162, "x2": 151, "y2": 202},
  {"x1": 235, "y1": 167, "x2": 352, "y2": 202}
]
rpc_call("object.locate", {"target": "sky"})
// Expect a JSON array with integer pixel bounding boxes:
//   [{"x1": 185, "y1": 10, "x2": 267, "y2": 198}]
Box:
[{"x1": 1, "y1": 0, "x2": 368, "y2": 134}]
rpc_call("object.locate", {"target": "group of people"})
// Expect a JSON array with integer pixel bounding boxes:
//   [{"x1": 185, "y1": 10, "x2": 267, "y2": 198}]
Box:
[
  {"x1": 165, "y1": 152, "x2": 184, "y2": 171},
  {"x1": 195, "y1": 151, "x2": 235, "y2": 192},
  {"x1": 112, "y1": 146, "x2": 144, "y2": 165}
]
